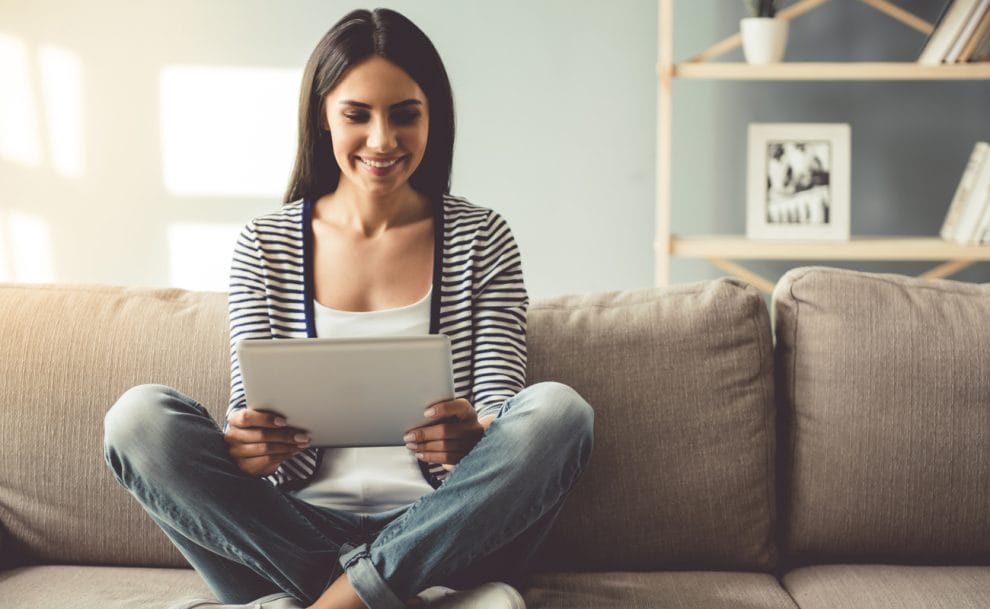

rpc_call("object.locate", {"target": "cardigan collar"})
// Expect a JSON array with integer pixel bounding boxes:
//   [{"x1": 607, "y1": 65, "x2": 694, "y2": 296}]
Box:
[{"x1": 301, "y1": 196, "x2": 445, "y2": 338}]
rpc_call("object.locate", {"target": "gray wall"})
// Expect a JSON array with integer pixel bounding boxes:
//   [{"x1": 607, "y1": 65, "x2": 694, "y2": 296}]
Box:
[{"x1": 0, "y1": 0, "x2": 987, "y2": 300}]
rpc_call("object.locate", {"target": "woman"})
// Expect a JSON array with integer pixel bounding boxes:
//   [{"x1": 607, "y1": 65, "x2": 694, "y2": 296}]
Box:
[{"x1": 104, "y1": 8, "x2": 593, "y2": 609}]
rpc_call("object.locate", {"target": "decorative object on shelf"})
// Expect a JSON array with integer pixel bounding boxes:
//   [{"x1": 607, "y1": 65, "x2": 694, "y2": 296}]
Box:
[
  {"x1": 940, "y1": 141, "x2": 990, "y2": 244},
  {"x1": 918, "y1": 0, "x2": 990, "y2": 65},
  {"x1": 740, "y1": 0, "x2": 788, "y2": 65},
  {"x1": 746, "y1": 123, "x2": 851, "y2": 241},
  {"x1": 962, "y1": 4, "x2": 990, "y2": 62}
]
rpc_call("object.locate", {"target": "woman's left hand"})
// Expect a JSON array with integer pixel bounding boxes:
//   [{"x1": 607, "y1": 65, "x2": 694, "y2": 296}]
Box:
[{"x1": 403, "y1": 398, "x2": 496, "y2": 470}]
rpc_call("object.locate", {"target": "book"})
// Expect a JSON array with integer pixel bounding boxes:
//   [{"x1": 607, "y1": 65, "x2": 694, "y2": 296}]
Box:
[
  {"x1": 945, "y1": 0, "x2": 990, "y2": 62},
  {"x1": 940, "y1": 141, "x2": 989, "y2": 241},
  {"x1": 959, "y1": 5, "x2": 990, "y2": 61},
  {"x1": 967, "y1": 10, "x2": 990, "y2": 61},
  {"x1": 956, "y1": 154, "x2": 990, "y2": 243},
  {"x1": 970, "y1": 178, "x2": 990, "y2": 242},
  {"x1": 919, "y1": 0, "x2": 982, "y2": 65}
]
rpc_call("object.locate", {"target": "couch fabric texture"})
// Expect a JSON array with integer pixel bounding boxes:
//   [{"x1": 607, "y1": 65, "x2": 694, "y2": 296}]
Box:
[
  {"x1": 774, "y1": 267, "x2": 990, "y2": 565},
  {"x1": 0, "y1": 267, "x2": 987, "y2": 609},
  {"x1": 0, "y1": 284, "x2": 227, "y2": 569},
  {"x1": 527, "y1": 279, "x2": 776, "y2": 572}
]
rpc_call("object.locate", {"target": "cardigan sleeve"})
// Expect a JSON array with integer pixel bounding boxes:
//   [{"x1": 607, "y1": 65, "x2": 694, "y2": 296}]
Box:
[
  {"x1": 470, "y1": 210, "x2": 529, "y2": 420},
  {"x1": 225, "y1": 221, "x2": 273, "y2": 430}
]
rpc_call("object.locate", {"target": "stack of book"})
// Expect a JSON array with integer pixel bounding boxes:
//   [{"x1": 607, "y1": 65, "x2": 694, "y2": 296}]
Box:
[
  {"x1": 918, "y1": 0, "x2": 990, "y2": 64},
  {"x1": 940, "y1": 142, "x2": 990, "y2": 245}
]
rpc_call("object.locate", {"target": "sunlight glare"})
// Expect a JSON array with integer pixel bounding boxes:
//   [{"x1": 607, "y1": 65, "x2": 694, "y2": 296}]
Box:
[
  {"x1": 9, "y1": 211, "x2": 55, "y2": 283},
  {"x1": 167, "y1": 223, "x2": 242, "y2": 291},
  {"x1": 160, "y1": 66, "x2": 300, "y2": 197},
  {"x1": 0, "y1": 33, "x2": 43, "y2": 168},
  {"x1": 0, "y1": 213, "x2": 9, "y2": 282},
  {"x1": 38, "y1": 44, "x2": 84, "y2": 178}
]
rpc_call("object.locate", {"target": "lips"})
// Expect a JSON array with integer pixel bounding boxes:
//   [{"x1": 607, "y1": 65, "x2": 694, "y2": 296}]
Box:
[{"x1": 357, "y1": 155, "x2": 405, "y2": 168}]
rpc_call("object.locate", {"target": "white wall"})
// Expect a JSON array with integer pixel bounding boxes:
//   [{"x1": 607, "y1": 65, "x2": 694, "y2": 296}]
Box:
[{"x1": 1, "y1": 1, "x2": 987, "y2": 299}]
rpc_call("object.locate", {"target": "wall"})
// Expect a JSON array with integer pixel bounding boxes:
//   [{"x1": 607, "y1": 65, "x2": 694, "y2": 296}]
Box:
[
  {"x1": 0, "y1": 0, "x2": 656, "y2": 299},
  {"x1": 669, "y1": 0, "x2": 990, "y2": 286},
  {"x1": 0, "y1": 1, "x2": 987, "y2": 300}
]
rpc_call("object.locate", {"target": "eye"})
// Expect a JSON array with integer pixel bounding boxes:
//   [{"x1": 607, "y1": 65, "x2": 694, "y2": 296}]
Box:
[
  {"x1": 392, "y1": 110, "x2": 421, "y2": 125},
  {"x1": 343, "y1": 112, "x2": 369, "y2": 123}
]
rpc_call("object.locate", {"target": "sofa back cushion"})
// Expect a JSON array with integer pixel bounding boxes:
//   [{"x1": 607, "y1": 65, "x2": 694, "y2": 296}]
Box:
[
  {"x1": 529, "y1": 279, "x2": 778, "y2": 571},
  {"x1": 0, "y1": 279, "x2": 778, "y2": 572},
  {"x1": 0, "y1": 283, "x2": 228, "y2": 568},
  {"x1": 773, "y1": 267, "x2": 990, "y2": 565}
]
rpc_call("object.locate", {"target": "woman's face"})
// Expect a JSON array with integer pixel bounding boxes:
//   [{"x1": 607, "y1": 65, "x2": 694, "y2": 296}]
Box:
[{"x1": 323, "y1": 56, "x2": 430, "y2": 199}]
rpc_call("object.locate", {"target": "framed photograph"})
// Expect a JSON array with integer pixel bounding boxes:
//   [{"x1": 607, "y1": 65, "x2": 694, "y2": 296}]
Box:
[{"x1": 746, "y1": 123, "x2": 851, "y2": 240}]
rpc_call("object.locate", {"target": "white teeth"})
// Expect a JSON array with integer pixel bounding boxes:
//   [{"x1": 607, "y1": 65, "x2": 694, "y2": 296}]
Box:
[{"x1": 360, "y1": 157, "x2": 401, "y2": 168}]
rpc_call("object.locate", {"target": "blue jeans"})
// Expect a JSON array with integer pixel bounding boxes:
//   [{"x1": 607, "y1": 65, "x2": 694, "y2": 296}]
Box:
[{"x1": 103, "y1": 382, "x2": 593, "y2": 608}]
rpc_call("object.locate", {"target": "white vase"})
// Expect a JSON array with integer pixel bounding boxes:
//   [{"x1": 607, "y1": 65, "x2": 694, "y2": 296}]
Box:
[{"x1": 740, "y1": 17, "x2": 788, "y2": 65}]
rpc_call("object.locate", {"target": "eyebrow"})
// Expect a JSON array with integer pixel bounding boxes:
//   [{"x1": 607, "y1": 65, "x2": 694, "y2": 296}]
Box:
[{"x1": 338, "y1": 99, "x2": 422, "y2": 110}]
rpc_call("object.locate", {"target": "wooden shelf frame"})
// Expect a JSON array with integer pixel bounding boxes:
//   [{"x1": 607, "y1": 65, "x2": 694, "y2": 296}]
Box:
[
  {"x1": 669, "y1": 235, "x2": 990, "y2": 261},
  {"x1": 673, "y1": 62, "x2": 990, "y2": 80},
  {"x1": 681, "y1": 0, "x2": 933, "y2": 65},
  {"x1": 655, "y1": 0, "x2": 990, "y2": 291},
  {"x1": 668, "y1": 235, "x2": 985, "y2": 292}
]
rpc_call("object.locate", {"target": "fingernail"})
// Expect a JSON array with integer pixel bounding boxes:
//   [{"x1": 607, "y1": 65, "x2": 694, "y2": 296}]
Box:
[
  {"x1": 423, "y1": 407, "x2": 436, "y2": 418},
  {"x1": 274, "y1": 417, "x2": 287, "y2": 427},
  {"x1": 294, "y1": 433, "x2": 310, "y2": 443},
  {"x1": 415, "y1": 453, "x2": 424, "y2": 460},
  {"x1": 403, "y1": 432, "x2": 416, "y2": 442},
  {"x1": 405, "y1": 443, "x2": 417, "y2": 450}
]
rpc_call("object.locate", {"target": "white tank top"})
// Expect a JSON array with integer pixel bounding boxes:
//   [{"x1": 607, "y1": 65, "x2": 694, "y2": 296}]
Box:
[{"x1": 289, "y1": 287, "x2": 435, "y2": 514}]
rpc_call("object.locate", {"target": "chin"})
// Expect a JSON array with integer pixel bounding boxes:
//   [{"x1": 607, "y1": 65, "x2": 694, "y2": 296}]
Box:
[{"x1": 363, "y1": 179, "x2": 407, "y2": 197}]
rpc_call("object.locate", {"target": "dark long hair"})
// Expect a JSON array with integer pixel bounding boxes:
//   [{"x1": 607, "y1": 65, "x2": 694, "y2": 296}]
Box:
[{"x1": 284, "y1": 8, "x2": 455, "y2": 205}]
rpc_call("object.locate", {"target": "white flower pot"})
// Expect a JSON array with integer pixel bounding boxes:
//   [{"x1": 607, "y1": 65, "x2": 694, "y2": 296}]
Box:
[{"x1": 740, "y1": 17, "x2": 788, "y2": 65}]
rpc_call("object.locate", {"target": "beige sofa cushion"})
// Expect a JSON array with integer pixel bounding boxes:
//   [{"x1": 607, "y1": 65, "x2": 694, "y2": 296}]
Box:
[
  {"x1": 528, "y1": 279, "x2": 777, "y2": 571},
  {"x1": 0, "y1": 279, "x2": 777, "y2": 574},
  {"x1": 0, "y1": 565, "x2": 213, "y2": 609},
  {"x1": 782, "y1": 565, "x2": 990, "y2": 609},
  {"x1": 773, "y1": 267, "x2": 990, "y2": 564},
  {"x1": 0, "y1": 283, "x2": 229, "y2": 567},
  {"x1": 525, "y1": 571, "x2": 798, "y2": 609}
]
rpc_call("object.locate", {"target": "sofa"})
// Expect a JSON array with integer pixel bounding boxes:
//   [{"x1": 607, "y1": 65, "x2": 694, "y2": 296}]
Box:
[{"x1": 0, "y1": 266, "x2": 987, "y2": 609}]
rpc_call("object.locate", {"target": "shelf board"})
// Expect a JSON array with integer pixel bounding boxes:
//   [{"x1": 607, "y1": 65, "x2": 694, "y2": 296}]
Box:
[
  {"x1": 671, "y1": 62, "x2": 990, "y2": 80},
  {"x1": 666, "y1": 235, "x2": 990, "y2": 261}
]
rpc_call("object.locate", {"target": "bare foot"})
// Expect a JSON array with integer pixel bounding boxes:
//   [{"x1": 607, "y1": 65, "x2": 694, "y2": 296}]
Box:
[{"x1": 306, "y1": 573, "x2": 367, "y2": 609}]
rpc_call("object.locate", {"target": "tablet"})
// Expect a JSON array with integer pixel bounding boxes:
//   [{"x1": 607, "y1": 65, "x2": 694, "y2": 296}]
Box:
[{"x1": 236, "y1": 335, "x2": 455, "y2": 447}]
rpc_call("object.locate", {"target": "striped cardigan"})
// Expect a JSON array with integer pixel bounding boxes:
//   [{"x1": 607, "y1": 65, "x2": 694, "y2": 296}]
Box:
[{"x1": 226, "y1": 195, "x2": 529, "y2": 490}]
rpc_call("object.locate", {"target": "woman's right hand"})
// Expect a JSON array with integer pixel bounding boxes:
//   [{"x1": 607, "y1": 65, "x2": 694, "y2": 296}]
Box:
[{"x1": 223, "y1": 408, "x2": 312, "y2": 477}]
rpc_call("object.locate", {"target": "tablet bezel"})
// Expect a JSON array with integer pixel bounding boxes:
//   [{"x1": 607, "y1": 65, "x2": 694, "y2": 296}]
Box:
[{"x1": 235, "y1": 335, "x2": 455, "y2": 447}]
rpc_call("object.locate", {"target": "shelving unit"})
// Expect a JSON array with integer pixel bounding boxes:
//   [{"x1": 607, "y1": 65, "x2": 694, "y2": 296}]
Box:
[{"x1": 656, "y1": 0, "x2": 990, "y2": 291}]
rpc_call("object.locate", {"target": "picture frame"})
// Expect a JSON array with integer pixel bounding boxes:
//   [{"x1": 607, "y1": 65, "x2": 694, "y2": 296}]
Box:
[{"x1": 746, "y1": 123, "x2": 851, "y2": 240}]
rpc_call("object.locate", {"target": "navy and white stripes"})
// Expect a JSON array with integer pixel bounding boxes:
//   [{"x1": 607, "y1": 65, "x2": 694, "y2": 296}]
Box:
[{"x1": 226, "y1": 195, "x2": 528, "y2": 490}]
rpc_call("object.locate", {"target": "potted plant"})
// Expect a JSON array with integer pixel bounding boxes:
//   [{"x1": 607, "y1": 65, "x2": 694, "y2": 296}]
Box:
[{"x1": 741, "y1": 0, "x2": 788, "y2": 65}]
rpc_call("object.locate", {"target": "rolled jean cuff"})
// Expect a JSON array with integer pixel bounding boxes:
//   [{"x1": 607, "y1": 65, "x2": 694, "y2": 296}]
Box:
[{"x1": 339, "y1": 543, "x2": 406, "y2": 609}]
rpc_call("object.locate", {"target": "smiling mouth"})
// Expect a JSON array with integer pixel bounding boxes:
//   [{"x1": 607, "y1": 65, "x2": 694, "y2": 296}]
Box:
[{"x1": 357, "y1": 156, "x2": 405, "y2": 168}]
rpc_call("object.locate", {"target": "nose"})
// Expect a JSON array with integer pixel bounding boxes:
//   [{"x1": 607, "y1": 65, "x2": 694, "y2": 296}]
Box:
[{"x1": 367, "y1": 115, "x2": 397, "y2": 151}]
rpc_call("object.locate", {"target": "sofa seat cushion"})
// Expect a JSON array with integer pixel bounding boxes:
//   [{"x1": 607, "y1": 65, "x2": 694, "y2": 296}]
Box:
[
  {"x1": 0, "y1": 565, "x2": 213, "y2": 609},
  {"x1": 523, "y1": 571, "x2": 798, "y2": 609},
  {"x1": 782, "y1": 564, "x2": 990, "y2": 609}
]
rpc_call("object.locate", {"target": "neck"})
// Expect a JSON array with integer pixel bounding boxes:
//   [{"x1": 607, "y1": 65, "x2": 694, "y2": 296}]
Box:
[{"x1": 318, "y1": 181, "x2": 430, "y2": 238}]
